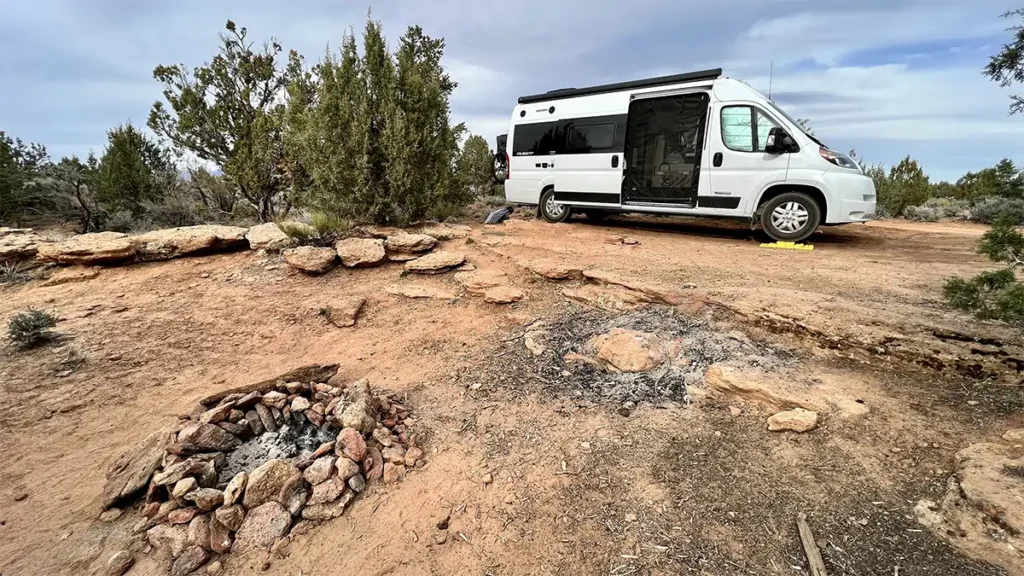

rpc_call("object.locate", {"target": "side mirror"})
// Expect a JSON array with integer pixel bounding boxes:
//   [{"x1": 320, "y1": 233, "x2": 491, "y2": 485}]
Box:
[{"x1": 765, "y1": 127, "x2": 797, "y2": 154}]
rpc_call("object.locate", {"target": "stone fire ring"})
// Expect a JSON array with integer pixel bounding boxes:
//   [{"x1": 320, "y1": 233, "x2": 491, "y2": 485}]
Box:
[{"x1": 101, "y1": 364, "x2": 424, "y2": 575}]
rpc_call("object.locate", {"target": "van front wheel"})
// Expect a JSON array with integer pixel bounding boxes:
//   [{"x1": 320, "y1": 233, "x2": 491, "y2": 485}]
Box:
[
  {"x1": 760, "y1": 192, "x2": 821, "y2": 242},
  {"x1": 539, "y1": 189, "x2": 572, "y2": 223}
]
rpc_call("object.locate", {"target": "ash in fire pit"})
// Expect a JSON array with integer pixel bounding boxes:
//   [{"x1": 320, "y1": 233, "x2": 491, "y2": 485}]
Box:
[
  {"x1": 219, "y1": 422, "x2": 338, "y2": 483},
  {"x1": 99, "y1": 364, "x2": 424, "y2": 576}
]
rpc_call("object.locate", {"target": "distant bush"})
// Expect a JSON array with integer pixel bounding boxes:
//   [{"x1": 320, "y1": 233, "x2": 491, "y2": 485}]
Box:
[
  {"x1": 904, "y1": 197, "x2": 971, "y2": 222},
  {"x1": 7, "y1": 308, "x2": 58, "y2": 348},
  {"x1": 968, "y1": 197, "x2": 1024, "y2": 225}
]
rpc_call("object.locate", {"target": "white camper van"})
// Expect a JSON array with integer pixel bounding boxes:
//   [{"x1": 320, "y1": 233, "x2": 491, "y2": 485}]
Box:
[{"x1": 497, "y1": 68, "x2": 875, "y2": 242}]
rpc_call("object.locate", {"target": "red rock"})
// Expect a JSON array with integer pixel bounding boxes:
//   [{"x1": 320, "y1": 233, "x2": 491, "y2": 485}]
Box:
[
  {"x1": 232, "y1": 502, "x2": 292, "y2": 554},
  {"x1": 209, "y1": 516, "x2": 233, "y2": 554},
  {"x1": 176, "y1": 423, "x2": 242, "y2": 452},
  {"x1": 223, "y1": 472, "x2": 247, "y2": 506},
  {"x1": 363, "y1": 447, "x2": 384, "y2": 483},
  {"x1": 381, "y1": 446, "x2": 406, "y2": 465},
  {"x1": 404, "y1": 446, "x2": 424, "y2": 467},
  {"x1": 214, "y1": 504, "x2": 245, "y2": 532},
  {"x1": 308, "y1": 477, "x2": 346, "y2": 505},
  {"x1": 301, "y1": 491, "x2": 355, "y2": 520},
  {"x1": 303, "y1": 456, "x2": 336, "y2": 485},
  {"x1": 382, "y1": 463, "x2": 406, "y2": 484},
  {"x1": 187, "y1": 515, "x2": 211, "y2": 551},
  {"x1": 168, "y1": 507, "x2": 201, "y2": 525},
  {"x1": 335, "y1": 428, "x2": 367, "y2": 462},
  {"x1": 170, "y1": 545, "x2": 208, "y2": 576}
]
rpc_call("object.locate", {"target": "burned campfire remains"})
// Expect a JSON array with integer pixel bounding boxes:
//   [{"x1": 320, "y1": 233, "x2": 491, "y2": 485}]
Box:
[{"x1": 100, "y1": 364, "x2": 423, "y2": 575}]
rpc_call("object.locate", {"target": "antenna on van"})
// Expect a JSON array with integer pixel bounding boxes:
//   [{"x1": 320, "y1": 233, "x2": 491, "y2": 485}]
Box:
[{"x1": 768, "y1": 61, "x2": 774, "y2": 101}]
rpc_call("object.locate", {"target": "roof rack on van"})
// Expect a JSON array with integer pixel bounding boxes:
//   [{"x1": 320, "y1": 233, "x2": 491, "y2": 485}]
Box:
[{"x1": 517, "y1": 68, "x2": 723, "y2": 105}]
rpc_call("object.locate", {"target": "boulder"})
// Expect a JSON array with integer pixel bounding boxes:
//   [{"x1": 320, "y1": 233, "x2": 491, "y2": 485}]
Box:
[
  {"x1": 326, "y1": 297, "x2": 366, "y2": 328},
  {"x1": 382, "y1": 462, "x2": 406, "y2": 484},
  {"x1": 521, "y1": 259, "x2": 583, "y2": 281},
  {"x1": 335, "y1": 238, "x2": 387, "y2": 268},
  {"x1": 404, "y1": 252, "x2": 466, "y2": 274},
  {"x1": 170, "y1": 545, "x2": 209, "y2": 576},
  {"x1": 215, "y1": 504, "x2": 246, "y2": 532},
  {"x1": 335, "y1": 380, "x2": 377, "y2": 433},
  {"x1": 187, "y1": 488, "x2": 224, "y2": 511},
  {"x1": 243, "y1": 459, "x2": 302, "y2": 509},
  {"x1": 384, "y1": 284, "x2": 458, "y2": 300},
  {"x1": 0, "y1": 228, "x2": 45, "y2": 265},
  {"x1": 41, "y1": 267, "x2": 100, "y2": 287},
  {"x1": 385, "y1": 233, "x2": 437, "y2": 255},
  {"x1": 102, "y1": 429, "x2": 172, "y2": 508},
  {"x1": 303, "y1": 456, "x2": 336, "y2": 485},
  {"x1": 283, "y1": 246, "x2": 337, "y2": 274},
  {"x1": 208, "y1": 516, "x2": 233, "y2": 554},
  {"x1": 1003, "y1": 429, "x2": 1024, "y2": 443},
  {"x1": 308, "y1": 477, "x2": 346, "y2": 505},
  {"x1": 147, "y1": 524, "x2": 189, "y2": 558},
  {"x1": 171, "y1": 477, "x2": 198, "y2": 500},
  {"x1": 176, "y1": 423, "x2": 241, "y2": 452},
  {"x1": 199, "y1": 364, "x2": 339, "y2": 406},
  {"x1": 484, "y1": 285, "x2": 525, "y2": 304},
  {"x1": 105, "y1": 550, "x2": 134, "y2": 576},
  {"x1": 767, "y1": 408, "x2": 819, "y2": 433},
  {"x1": 301, "y1": 491, "x2": 355, "y2": 520},
  {"x1": 232, "y1": 502, "x2": 292, "y2": 554},
  {"x1": 245, "y1": 223, "x2": 294, "y2": 251},
  {"x1": 168, "y1": 507, "x2": 202, "y2": 525},
  {"x1": 130, "y1": 225, "x2": 247, "y2": 261},
  {"x1": 335, "y1": 456, "x2": 361, "y2": 480},
  {"x1": 36, "y1": 232, "x2": 135, "y2": 265},
  {"x1": 705, "y1": 365, "x2": 817, "y2": 411},
  {"x1": 187, "y1": 515, "x2": 211, "y2": 551},
  {"x1": 454, "y1": 270, "x2": 507, "y2": 295},
  {"x1": 198, "y1": 404, "x2": 234, "y2": 425},
  {"x1": 589, "y1": 329, "x2": 665, "y2": 373},
  {"x1": 363, "y1": 447, "x2": 384, "y2": 483},
  {"x1": 336, "y1": 428, "x2": 368, "y2": 462}
]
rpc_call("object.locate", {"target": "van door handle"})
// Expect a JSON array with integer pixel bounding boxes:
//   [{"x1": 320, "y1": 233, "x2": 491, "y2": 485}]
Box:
[
  {"x1": 611, "y1": 156, "x2": 619, "y2": 168},
  {"x1": 713, "y1": 152, "x2": 723, "y2": 167}
]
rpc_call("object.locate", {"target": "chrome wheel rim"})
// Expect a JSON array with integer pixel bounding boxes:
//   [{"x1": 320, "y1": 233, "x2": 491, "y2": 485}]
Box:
[
  {"x1": 545, "y1": 195, "x2": 565, "y2": 218},
  {"x1": 771, "y1": 201, "x2": 809, "y2": 233}
]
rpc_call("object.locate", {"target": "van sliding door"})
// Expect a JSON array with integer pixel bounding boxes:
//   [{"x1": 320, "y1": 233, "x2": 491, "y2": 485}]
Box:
[
  {"x1": 622, "y1": 92, "x2": 709, "y2": 207},
  {"x1": 553, "y1": 115, "x2": 627, "y2": 206}
]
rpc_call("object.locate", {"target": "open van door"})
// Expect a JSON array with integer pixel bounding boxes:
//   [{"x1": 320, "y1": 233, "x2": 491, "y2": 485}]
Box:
[
  {"x1": 552, "y1": 117, "x2": 626, "y2": 206},
  {"x1": 493, "y1": 134, "x2": 508, "y2": 184}
]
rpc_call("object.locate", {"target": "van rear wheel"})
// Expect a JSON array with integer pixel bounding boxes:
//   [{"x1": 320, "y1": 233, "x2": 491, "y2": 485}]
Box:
[
  {"x1": 539, "y1": 188, "x2": 571, "y2": 223},
  {"x1": 760, "y1": 192, "x2": 821, "y2": 242}
]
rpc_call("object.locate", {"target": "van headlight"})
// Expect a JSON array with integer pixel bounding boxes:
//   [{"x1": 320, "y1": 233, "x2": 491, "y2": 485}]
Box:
[{"x1": 819, "y1": 147, "x2": 861, "y2": 172}]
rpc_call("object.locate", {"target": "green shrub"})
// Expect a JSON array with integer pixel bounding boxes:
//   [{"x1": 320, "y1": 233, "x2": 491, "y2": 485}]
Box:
[
  {"x1": 969, "y1": 197, "x2": 1024, "y2": 225},
  {"x1": 7, "y1": 308, "x2": 59, "y2": 348},
  {"x1": 943, "y1": 216, "x2": 1024, "y2": 325},
  {"x1": 309, "y1": 212, "x2": 350, "y2": 237}
]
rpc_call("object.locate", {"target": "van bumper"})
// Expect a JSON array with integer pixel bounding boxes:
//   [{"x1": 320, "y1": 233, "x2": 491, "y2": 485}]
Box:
[{"x1": 823, "y1": 170, "x2": 876, "y2": 223}]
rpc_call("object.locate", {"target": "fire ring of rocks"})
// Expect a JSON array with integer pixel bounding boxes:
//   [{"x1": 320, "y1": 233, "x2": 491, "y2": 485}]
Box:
[{"x1": 101, "y1": 364, "x2": 423, "y2": 575}]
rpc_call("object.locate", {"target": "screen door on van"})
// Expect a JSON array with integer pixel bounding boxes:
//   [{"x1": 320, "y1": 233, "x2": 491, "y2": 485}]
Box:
[{"x1": 622, "y1": 92, "x2": 709, "y2": 207}]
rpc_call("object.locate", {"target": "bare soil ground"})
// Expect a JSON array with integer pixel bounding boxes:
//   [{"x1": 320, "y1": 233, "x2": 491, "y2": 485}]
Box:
[{"x1": 1, "y1": 214, "x2": 1022, "y2": 576}]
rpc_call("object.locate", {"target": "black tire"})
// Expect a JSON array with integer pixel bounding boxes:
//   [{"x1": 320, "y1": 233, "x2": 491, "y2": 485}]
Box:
[
  {"x1": 583, "y1": 210, "x2": 609, "y2": 222},
  {"x1": 760, "y1": 192, "x2": 821, "y2": 242},
  {"x1": 538, "y1": 188, "x2": 572, "y2": 223}
]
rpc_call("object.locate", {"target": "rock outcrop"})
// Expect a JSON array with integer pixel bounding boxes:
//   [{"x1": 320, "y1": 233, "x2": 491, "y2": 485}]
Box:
[
  {"x1": 404, "y1": 252, "x2": 465, "y2": 274},
  {"x1": 245, "y1": 223, "x2": 294, "y2": 251},
  {"x1": 131, "y1": 225, "x2": 248, "y2": 261},
  {"x1": 37, "y1": 232, "x2": 135, "y2": 265},
  {"x1": 283, "y1": 246, "x2": 337, "y2": 274},
  {"x1": 335, "y1": 238, "x2": 387, "y2": 268},
  {"x1": 0, "y1": 227, "x2": 45, "y2": 265}
]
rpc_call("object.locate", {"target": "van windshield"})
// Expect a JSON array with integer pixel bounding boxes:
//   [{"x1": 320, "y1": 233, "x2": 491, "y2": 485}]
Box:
[{"x1": 765, "y1": 100, "x2": 827, "y2": 148}]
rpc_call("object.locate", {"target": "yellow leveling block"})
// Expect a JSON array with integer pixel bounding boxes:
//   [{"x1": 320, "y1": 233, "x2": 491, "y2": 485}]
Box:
[{"x1": 759, "y1": 241, "x2": 814, "y2": 251}]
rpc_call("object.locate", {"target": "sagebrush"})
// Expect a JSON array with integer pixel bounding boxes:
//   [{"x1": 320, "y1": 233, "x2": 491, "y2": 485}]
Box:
[{"x1": 944, "y1": 214, "x2": 1024, "y2": 324}]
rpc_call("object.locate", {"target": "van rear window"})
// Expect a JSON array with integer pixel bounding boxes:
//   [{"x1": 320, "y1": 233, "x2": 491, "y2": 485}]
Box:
[{"x1": 512, "y1": 122, "x2": 561, "y2": 156}]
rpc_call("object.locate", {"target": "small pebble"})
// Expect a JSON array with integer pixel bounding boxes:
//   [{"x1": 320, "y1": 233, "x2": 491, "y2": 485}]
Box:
[
  {"x1": 967, "y1": 400, "x2": 980, "y2": 406},
  {"x1": 482, "y1": 473, "x2": 493, "y2": 485},
  {"x1": 624, "y1": 513, "x2": 638, "y2": 522}
]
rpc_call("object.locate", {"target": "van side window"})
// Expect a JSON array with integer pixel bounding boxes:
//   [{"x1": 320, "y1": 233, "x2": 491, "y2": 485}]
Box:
[
  {"x1": 720, "y1": 106, "x2": 780, "y2": 153},
  {"x1": 512, "y1": 122, "x2": 562, "y2": 156},
  {"x1": 564, "y1": 123, "x2": 615, "y2": 153}
]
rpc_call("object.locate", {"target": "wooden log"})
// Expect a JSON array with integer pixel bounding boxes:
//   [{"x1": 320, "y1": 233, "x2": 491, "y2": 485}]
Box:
[
  {"x1": 198, "y1": 364, "x2": 340, "y2": 406},
  {"x1": 797, "y1": 513, "x2": 829, "y2": 576}
]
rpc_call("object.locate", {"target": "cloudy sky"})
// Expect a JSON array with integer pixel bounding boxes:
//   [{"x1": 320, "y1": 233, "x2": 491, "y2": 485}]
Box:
[{"x1": 2, "y1": 0, "x2": 1022, "y2": 181}]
